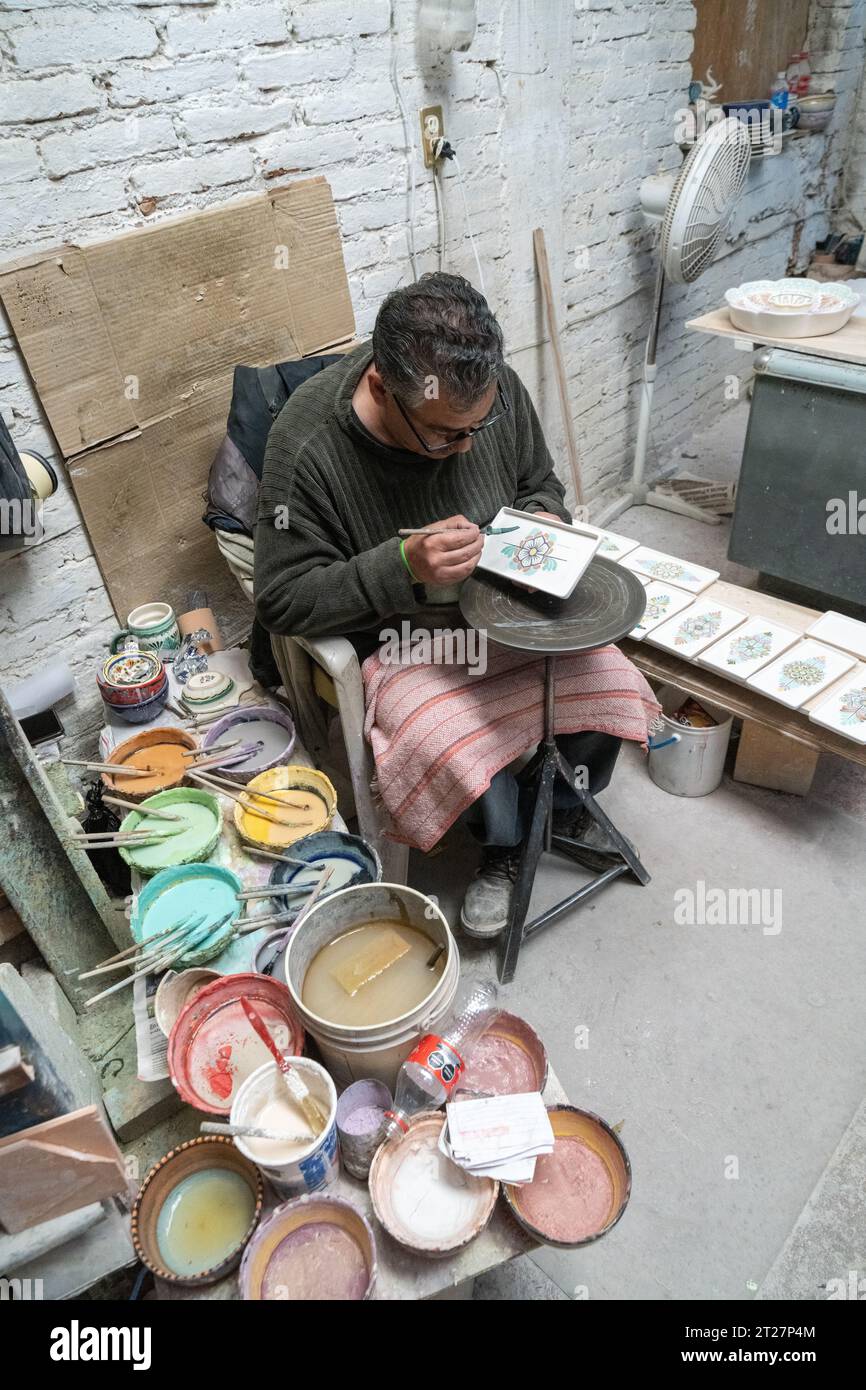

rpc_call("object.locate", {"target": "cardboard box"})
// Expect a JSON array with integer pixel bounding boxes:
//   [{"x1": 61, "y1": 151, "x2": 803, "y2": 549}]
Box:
[{"x1": 0, "y1": 178, "x2": 355, "y2": 621}]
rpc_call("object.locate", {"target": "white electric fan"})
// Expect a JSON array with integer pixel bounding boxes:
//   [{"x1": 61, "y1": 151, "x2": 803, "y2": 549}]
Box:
[{"x1": 596, "y1": 116, "x2": 752, "y2": 527}]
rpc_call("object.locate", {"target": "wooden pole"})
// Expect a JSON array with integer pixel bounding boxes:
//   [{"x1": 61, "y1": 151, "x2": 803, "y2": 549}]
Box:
[{"x1": 533, "y1": 227, "x2": 584, "y2": 508}]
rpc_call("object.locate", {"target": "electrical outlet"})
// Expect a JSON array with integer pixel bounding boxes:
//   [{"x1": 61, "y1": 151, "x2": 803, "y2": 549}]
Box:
[{"x1": 419, "y1": 105, "x2": 445, "y2": 168}]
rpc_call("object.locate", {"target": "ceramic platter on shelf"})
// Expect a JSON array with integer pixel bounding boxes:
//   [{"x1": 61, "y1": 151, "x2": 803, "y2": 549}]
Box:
[
  {"x1": 697, "y1": 616, "x2": 801, "y2": 683},
  {"x1": 628, "y1": 581, "x2": 694, "y2": 640},
  {"x1": 809, "y1": 670, "x2": 866, "y2": 743},
  {"x1": 620, "y1": 547, "x2": 719, "y2": 595},
  {"x1": 746, "y1": 639, "x2": 857, "y2": 710},
  {"x1": 476, "y1": 507, "x2": 601, "y2": 600},
  {"x1": 724, "y1": 278, "x2": 859, "y2": 338},
  {"x1": 646, "y1": 600, "x2": 747, "y2": 658}
]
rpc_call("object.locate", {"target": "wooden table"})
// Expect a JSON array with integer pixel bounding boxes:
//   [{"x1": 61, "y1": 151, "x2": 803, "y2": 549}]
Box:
[
  {"x1": 158, "y1": 1065, "x2": 568, "y2": 1301},
  {"x1": 623, "y1": 578, "x2": 866, "y2": 795}
]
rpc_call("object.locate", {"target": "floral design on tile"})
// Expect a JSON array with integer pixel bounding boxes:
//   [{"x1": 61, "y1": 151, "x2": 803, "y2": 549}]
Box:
[
  {"x1": 642, "y1": 559, "x2": 700, "y2": 585},
  {"x1": 778, "y1": 654, "x2": 827, "y2": 691},
  {"x1": 641, "y1": 591, "x2": 676, "y2": 626},
  {"x1": 839, "y1": 686, "x2": 866, "y2": 727},
  {"x1": 673, "y1": 610, "x2": 723, "y2": 647},
  {"x1": 725, "y1": 630, "x2": 773, "y2": 666},
  {"x1": 502, "y1": 531, "x2": 560, "y2": 574}
]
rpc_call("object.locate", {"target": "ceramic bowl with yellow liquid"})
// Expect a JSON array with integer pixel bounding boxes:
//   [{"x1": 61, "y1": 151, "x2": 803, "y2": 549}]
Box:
[
  {"x1": 131, "y1": 1136, "x2": 263, "y2": 1286},
  {"x1": 233, "y1": 764, "x2": 337, "y2": 851}
]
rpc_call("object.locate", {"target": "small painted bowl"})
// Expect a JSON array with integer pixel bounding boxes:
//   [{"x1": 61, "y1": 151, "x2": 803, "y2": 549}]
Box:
[
  {"x1": 181, "y1": 670, "x2": 235, "y2": 706},
  {"x1": 268, "y1": 830, "x2": 381, "y2": 910},
  {"x1": 100, "y1": 671, "x2": 168, "y2": 708},
  {"x1": 131, "y1": 1136, "x2": 263, "y2": 1287},
  {"x1": 102, "y1": 680, "x2": 169, "y2": 724},
  {"x1": 233, "y1": 765, "x2": 337, "y2": 851},
  {"x1": 503, "y1": 1105, "x2": 631, "y2": 1249},
  {"x1": 117, "y1": 787, "x2": 222, "y2": 875},
  {"x1": 239, "y1": 1196, "x2": 377, "y2": 1301},
  {"x1": 97, "y1": 650, "x2": 165, "y2": 704}
]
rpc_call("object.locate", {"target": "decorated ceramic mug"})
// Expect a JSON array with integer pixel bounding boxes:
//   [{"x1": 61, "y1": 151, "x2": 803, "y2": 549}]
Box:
[{"x1": 110, "y1": 602, "x2": 181, "y2": 657}]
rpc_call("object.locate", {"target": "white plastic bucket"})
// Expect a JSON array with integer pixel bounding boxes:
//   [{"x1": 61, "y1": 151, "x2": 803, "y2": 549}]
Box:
[
  {"x1": 281, "y1": 882, "x2": 459, "y2": 1090},
  {"x1": 230, "y1": 1058, "x2": 338, "y2": 1198},
  {"x1": 648, "y1": 685, "x2": 733, "y2": 798}
]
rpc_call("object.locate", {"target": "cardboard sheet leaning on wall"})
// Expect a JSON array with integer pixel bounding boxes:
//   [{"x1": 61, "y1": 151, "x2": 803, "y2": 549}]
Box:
[{"x1": 0, "y1": 177, "x2": 356, "y2": 623}]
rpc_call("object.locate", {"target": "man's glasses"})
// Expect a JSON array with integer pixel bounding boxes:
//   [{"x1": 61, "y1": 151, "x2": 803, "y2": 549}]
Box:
[{"x1": 392, "y1": 381, "x2": 510, "y2": 453}]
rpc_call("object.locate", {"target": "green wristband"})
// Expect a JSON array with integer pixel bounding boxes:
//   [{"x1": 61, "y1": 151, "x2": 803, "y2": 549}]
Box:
[{"x1": 399, "y1": 538, "x2": 418, "y2": 582}]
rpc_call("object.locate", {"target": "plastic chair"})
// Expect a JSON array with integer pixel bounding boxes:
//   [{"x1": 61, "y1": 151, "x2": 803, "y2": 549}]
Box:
[{"x1": 213, "y1": 529, "x2": 409, "y2": 884}]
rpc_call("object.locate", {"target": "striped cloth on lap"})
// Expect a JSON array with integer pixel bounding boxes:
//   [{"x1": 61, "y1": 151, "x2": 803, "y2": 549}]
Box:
[{"x1": 362, "y1": 642, "x2": 661, "y2": 852}]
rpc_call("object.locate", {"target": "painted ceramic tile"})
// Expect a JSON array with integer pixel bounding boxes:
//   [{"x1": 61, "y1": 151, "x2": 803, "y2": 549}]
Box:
[
  {"x1": 810, "y1": 670, "x2": 866, "y2": 744},
  {"x1": 621, "y1": 546, "x2": 720, "y2": 594},
  {"x1": 697, "y1": 616, "x2": 801, "y2": 683},
  {"x1": 647, "y1": 600, "x2": 747, "y2": 657},
  {"x1": 805, "y1": 611, "x2": 866, "y2": 663},
  {"x1": 746, "y1": 639, "x2": 857, "y2": 710},
  {"x1": 628, "y1": 581, "x2": 695, "y2": 640},
  {"x1": 582, "y1": 526, "x2": 641, "y2": 561},
  {"x1": 477, "y1": 507, "x2": 601, "y2": 599}
]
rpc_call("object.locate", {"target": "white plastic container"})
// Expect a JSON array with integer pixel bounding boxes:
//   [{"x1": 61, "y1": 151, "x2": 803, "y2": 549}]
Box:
[
  {"x1": 230, "y1": 1059, "x2": 338, "y2": 1198},
  {"x1": 281, "y1": 883, "x2": 459, "y2": 1090},
  {"x1": 648, "y1": 685, "x2": 733, "y2": 798}
]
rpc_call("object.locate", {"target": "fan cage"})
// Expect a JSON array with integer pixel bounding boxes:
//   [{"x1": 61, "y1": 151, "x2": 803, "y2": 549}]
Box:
[{"x1": 661, "y1": 118, "x2": 752, "y2": 284}]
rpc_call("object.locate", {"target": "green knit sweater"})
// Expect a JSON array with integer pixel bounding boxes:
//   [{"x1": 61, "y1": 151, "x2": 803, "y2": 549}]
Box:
[{"x1": 254, "y1": 344, "x2": 569, "y2": 645}]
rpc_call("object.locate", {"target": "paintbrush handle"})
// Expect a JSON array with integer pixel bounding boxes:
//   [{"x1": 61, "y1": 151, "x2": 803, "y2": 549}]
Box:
[
  {"x1": 102, "y1": 795, "x2": 183, "y2": 822},
  {"x1": 240, "y1": 997, "x2": 327, "y2": 1133},
  {"x1": 200, "y1": 1122, "x2": 308, "y2": 1143},
  {"x1": 61, "y1": 759, "x2": 149, "y2": 778}
]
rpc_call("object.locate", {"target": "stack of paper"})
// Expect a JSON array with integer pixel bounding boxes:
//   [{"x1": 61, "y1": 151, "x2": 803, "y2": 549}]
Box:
[{"x1": 440, "y1": 1092, "x2": 554, "y2": 1184}]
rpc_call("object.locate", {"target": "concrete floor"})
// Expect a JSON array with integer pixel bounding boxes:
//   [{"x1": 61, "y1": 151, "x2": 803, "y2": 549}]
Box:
[{"x1": 406, "y1": 404, "x2": 866, "y2": 1301}]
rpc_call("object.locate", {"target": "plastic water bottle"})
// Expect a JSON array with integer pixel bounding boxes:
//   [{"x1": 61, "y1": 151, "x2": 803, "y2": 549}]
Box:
[
  {"x1": 770, "y1": 73, "x2": 789, "y2": 111},
  {"x1": 384, "y1": 980, "x2": 499, "y2": 1138}
]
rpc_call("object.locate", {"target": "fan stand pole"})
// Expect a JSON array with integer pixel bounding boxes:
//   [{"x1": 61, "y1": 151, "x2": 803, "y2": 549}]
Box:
[{"x1": 594, "y1": 259, "x2": 721, "y2": 528}]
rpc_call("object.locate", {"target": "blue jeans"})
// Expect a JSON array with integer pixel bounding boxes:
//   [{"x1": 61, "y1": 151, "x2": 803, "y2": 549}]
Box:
[{"x1": 463, "y1": 731, "x2": 622, "y2": 848}]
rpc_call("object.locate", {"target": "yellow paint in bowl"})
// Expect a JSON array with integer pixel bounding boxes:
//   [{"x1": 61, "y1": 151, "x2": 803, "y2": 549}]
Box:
[{"x1": 234, "y1": 764, "x2": 336, "y2": 850}]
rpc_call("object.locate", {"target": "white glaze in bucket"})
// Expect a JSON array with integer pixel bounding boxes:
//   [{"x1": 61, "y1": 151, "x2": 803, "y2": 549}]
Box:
[
  {"x1": 282, "y1": 883, "x2": 459, "y2": 1089},
  {"x1": 231, "y1": 1059, "x2": 338, "y2": 1198}
]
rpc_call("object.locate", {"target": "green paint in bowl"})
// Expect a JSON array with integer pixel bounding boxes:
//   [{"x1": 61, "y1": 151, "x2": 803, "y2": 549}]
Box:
[
  {"x1": 119, "y1": 789, "x2": 222, "y2": 876},
  {"x1": 133, "y1": 864, "x2": 242, "y2": 967}
]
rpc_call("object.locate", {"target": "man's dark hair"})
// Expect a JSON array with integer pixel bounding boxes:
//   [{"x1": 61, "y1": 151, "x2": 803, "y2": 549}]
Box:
[{"x1": 372, "y1": 272, "x2": 504, "y2": 410}]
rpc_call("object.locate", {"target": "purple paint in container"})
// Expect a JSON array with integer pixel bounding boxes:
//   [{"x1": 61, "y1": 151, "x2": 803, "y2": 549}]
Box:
[{"x1": 336, "y1": 1079, "x2": 392, "y2": 1181}]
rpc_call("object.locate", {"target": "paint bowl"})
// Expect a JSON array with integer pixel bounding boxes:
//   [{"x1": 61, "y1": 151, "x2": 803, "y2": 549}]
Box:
[
  {"x1": 233, "y1": 764, "x2": 337, "y2": 852},
  {"x1": 103, "y1": 679, "x2": 170, "y2": 725},
  {"x1": 102, "y1": 726, "x2": 198, "y2": 801},
  {"x1": 452, "y1": 1011, "x2": 548, "y2": 1101},
  {"x1": 117, "y1": 788, "x2": 222, "y2": 876},
  {"x1": 239, "y1": 1195, "x2": 377, "y2": 1301},
  {"x1": 131, "y1": 1136, "x2": 263, "y2": 1287},
  {"x1": 132, "y1": 862, "x2": 242, "y2": 967},
  {"x1": 268, "y1": 830, "x2": 382, "y2": 911},
  {"x1": 231, "y1": 1058, "x2": 338, "y2": 1197},
  {"x1": 154, "y1": 968, "x2": 220, "y2": 1037},
  {"x1": 369, "y1": 1112, "x2": 498, "y2": 1258},
  {"x1": 100, "y1": 670, "x2": 168, "y2": 708},
  {"x1": 336, "y1": 1078, "x2": 392, "y2": 1180},
  {"x1": 167, "y1": 972, "x2": 304, "y2": 1115},
  {"x1": 503, "y1": 1105, "x2": 631, "y2": 1249},
  {"x1": 200, "y1": 704, "x2": 297, "y2": 783}
]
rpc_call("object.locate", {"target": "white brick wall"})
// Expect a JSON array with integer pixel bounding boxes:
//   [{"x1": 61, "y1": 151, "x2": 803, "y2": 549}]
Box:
[{"x1": 0, "y1": 0, "x2": 864, "y2": 752}]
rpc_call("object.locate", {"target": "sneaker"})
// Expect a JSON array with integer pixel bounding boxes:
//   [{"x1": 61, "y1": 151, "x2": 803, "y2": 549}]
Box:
[
  {"x1": 551, "y1": 806, "x2": 639, "y2": 873},
  {"x1": 460, "y1": 845, "x2": 521, "y2": 940}
]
